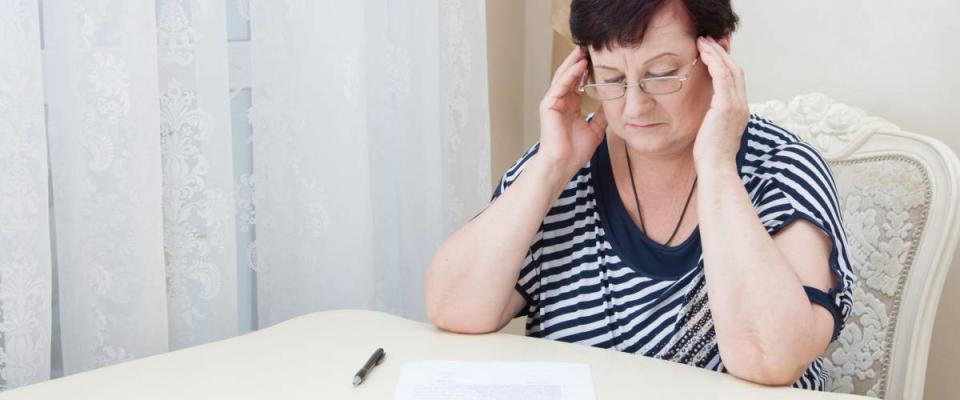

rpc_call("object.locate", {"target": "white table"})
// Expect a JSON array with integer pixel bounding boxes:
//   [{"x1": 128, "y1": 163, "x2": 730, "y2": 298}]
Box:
[{"x1": 0, "y1": 310, "x2": 872, "y2": 399}]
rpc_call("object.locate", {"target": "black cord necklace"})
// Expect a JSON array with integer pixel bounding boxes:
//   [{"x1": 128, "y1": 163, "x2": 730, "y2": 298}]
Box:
[{"x1": 623, "y1": 145, "x2": 698, "y2": 246}]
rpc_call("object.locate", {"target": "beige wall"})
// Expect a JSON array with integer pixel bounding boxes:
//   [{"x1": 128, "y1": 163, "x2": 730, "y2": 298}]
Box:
[
  {"x1": 487, "y1": 0, "x2": 960, "y2": 397},
  {"x1": 486, "y1": 0, "x2": 523, "y2": 189},
  {"x1": 486, "y1": 0, "x2": 552, "y2": 189}
]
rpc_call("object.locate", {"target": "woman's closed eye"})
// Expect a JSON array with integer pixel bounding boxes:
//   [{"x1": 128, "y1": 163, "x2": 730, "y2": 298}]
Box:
[
  {"x1": 647, "y1": 70, "x2": 678, "y2": 78},
  {"x1": 600, "y1": 70, "x2": 679, "y2": 84}
]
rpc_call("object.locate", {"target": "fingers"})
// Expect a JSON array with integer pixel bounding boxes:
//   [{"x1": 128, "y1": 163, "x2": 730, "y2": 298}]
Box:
[
  {"x1": 697, "y1": 37, "x2": 746, "y2": 104},
  {"x1": 544, "y1": 58, "x2": 588, "y2": 110},
  {"x1": 542, "y1": 47, "x2": 589, "y2": 112},
  {"x1": 708, "y1": 38, "x2": 747, "y2": 100},
  {"x1": 697, "y1": 36, "x2": 735, "y2": 102},
  {"x1": 551, "y1": 57, "x2": 588, "y2": 96},
  {"x1": 551, "y1": 47, "x2": 588, "y2": 87}
]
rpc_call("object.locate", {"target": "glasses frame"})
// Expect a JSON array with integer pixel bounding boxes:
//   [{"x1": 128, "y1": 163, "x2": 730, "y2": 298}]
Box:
[{"x1": 578, "y1": 57, "x2": 699, "y2": 100}]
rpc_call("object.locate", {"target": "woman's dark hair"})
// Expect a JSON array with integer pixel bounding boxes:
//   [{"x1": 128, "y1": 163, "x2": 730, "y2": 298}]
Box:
[{"x1": 570, "y1": 0, "x2": 739, "y2": 51}]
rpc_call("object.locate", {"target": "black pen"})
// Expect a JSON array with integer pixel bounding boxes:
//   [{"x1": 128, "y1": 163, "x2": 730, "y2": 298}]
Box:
[{"x1": 352, "y1": 348, "x2": 386, "y2": 386}]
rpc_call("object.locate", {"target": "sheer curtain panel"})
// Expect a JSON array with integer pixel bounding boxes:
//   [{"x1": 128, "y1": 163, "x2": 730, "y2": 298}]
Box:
[{"x1": 0, "y1": 0, "x2": 490, "y2": 390}]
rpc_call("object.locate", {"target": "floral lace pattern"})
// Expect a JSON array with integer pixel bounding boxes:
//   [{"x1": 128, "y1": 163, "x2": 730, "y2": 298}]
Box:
[
  {"x1": 820, "y1": 157, "x2": 929, "y2": 398},
  {"x1": 159, "y1": 79, "x2": 231, "y2": 347},
  {"x1": 0, "y1": 0, "x2": 51, "y2": 389},
  {"x1": 157, "y1": 0, "x2": 239, "y2": 350},
  {"x1": 46, "y1": 0, "x2": 169, "y2": 375}
]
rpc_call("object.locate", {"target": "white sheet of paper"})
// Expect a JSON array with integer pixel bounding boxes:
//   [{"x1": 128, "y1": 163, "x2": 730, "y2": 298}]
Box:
[{"x1": 393, "y1": 361, "x2": 596, "y2": 400}]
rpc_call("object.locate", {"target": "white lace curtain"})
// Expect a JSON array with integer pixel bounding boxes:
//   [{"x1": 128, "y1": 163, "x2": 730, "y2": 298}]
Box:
[{"x1": 0, "y1": 0, "x2": 490, "y2": 389}]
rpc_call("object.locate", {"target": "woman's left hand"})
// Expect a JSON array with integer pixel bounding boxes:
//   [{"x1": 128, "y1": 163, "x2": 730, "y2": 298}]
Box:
[{"x1": 692, "y1": 36, "x2": 750, "y2": 171}]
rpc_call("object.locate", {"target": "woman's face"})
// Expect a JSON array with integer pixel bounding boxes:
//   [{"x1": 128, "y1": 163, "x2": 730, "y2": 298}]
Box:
[{"x1": 587, "y1": 3, "x2": 720, "y2": 157}]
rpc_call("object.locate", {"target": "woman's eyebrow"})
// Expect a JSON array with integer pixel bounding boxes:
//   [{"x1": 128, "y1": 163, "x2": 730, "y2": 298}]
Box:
[{"x1": 593, "y1": 52, "x2": 681, "y2": 72}]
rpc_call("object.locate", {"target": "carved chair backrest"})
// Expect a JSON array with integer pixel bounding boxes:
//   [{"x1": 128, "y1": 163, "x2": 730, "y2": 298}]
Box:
[{"x1": 751, "y1": 93, "x2": 960, "y2": 399}]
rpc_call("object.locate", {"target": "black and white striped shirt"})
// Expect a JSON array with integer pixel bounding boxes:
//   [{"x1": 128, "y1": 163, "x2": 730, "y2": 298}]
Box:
[{"x1": 490, "y1": 114, "x2": 854, "y2": 390}]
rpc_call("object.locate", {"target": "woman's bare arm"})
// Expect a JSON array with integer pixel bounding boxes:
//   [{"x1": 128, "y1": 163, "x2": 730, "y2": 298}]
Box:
[
  {"x1": 693, "y1": 36, "x2": 837, "y2": 386},
  {"x1": 425, "y1": 156, "x2": 574, "y2": 333},
  {"x1": 425, "y1": 47, "x2": 607, "y2": 333}
]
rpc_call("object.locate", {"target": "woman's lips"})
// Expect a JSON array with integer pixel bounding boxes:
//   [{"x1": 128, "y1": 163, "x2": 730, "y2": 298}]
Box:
[{"x1": 627, "y1": 122, "x2": 664, "y2": 129}]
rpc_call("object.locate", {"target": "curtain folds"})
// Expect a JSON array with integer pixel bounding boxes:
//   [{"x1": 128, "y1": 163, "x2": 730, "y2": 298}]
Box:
[{"x1": 0, "y1": 0, "x2": 489, "y2": 390}]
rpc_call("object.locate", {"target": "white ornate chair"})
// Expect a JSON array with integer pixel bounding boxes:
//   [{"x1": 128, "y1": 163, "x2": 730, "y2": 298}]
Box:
[{"x1": 751, "y1": 93, "x2": 960, "y2": 399}]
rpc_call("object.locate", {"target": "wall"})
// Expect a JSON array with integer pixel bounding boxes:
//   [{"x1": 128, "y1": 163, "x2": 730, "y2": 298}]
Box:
[{"x1": 486, "y1": 0, "x2": 552, "y2": 190}]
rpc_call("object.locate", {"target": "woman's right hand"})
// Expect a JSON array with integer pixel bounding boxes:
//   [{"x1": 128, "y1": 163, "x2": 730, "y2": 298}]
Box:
[{"x1": 537, "y1": 46, "x2": 608, "y2": 173}]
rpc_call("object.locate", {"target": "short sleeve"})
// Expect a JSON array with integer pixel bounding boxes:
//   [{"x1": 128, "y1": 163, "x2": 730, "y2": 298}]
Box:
[
  {"x1": 491, "y1": 143, "x2": 539, "y2": 201},
  {"x1": 489, "y1": 142, "x2": 545, "y2": 319},
  {"x1": 753, "y1": 142, "x2": 856, "y2": 342}
]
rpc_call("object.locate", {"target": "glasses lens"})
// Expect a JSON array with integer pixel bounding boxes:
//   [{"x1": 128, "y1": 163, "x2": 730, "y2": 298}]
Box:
[
  {"x1": 641, "y1": 78, "x2": 682, "y2": 95},
  {"x1": 584, "y1": 85, "x2": 625, "y2": 101}
]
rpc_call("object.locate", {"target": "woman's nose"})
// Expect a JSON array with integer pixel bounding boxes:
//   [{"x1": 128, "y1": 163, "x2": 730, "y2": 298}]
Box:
[{"x1": 622, "y1": 84, "x2": 656, "y2": 117}]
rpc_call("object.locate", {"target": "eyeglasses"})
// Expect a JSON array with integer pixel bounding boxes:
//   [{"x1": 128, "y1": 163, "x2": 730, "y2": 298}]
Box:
[{"x1": 578, "y1": 58, "x2": 699, "y2": 101}]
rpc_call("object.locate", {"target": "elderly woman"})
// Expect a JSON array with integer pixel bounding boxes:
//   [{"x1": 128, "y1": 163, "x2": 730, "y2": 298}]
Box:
[{"x1": 425, "y1": 0, "x2": 853, "y2": 390}]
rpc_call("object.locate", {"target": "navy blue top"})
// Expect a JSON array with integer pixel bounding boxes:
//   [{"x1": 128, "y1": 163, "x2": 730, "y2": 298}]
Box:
[{"x1": 591, "y1": 138, "x2": 702, "y2": 280}]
